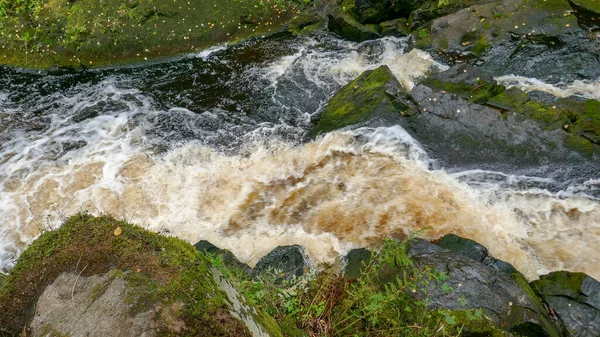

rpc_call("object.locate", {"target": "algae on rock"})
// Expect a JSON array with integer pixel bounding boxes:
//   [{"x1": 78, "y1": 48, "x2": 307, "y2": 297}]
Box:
[
  {"x1": 0, "y1": 214, "x2": 280, "y2": 337},
  {"x1": 311, "y1": 65, "x2": 412, "y2": 136}
]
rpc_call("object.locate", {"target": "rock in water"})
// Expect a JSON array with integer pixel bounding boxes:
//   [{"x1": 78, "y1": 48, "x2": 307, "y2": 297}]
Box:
[
  {"x1": 311, "y1": 65, "x2": 413, "y2": 136},
  {"x1": 254, "y1": 245, "x2": 309, "y2": 282},
  {"x1": 532, "y1": 271, "x2": 600, "y2": 337}
]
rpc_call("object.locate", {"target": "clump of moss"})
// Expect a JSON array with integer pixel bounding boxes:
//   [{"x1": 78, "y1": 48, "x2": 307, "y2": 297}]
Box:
[
  {"x1": 0, "y1": 214, "x2": 249, "y2": 336},
  {"x1": 311, "y1": 65, "x2": 408, "y2": 136}
]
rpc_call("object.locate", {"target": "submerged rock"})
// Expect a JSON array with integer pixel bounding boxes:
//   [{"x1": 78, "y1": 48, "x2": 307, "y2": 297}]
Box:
[
  {"x1": 311, "y1": 65, "x2": 413, "y2": 137},
  {"x1": 532, "y1": 271, "x2": 600, "y2": 337},
  {"x1": 254, "y1": 245, "x2": 309, "y2": 281}
]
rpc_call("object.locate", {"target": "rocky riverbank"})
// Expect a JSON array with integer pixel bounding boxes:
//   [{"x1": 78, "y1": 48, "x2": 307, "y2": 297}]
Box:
[
  {"x1": 0, "y1": 0, "x2": 321, "y2": 69},
  {"x1": 1, "y1": 215, "x2": 598, "y2": 336}
]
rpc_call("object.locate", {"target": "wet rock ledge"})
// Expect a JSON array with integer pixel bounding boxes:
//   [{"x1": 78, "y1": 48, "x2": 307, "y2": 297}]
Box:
[{"x1": 1, "y1": 215, "x2": 599, "y2": 337}]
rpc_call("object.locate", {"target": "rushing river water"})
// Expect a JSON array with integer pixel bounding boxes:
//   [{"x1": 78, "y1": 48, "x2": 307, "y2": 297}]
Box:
[{"x1": 0, "y1": 33, "x2": 599, "y2": 280}]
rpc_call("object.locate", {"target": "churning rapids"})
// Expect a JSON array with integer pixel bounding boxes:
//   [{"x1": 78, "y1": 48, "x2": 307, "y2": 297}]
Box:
[{"x1": 1, "y1": 34, "x2": 599, "y2": 280}]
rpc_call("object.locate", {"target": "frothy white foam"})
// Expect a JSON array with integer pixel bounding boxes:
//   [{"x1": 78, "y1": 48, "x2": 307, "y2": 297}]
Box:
[{"x1": 495, "y1": 74, "x2": 600, "y2": 100}]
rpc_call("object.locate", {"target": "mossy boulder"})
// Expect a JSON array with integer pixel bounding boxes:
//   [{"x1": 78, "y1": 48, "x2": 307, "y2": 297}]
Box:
[
  {"x1": 421, "y1": 0, "x2": 580, "y2": 57},
  {"x1": 0, "y1": 214, "x2": 281, "y2": 336},
  {"x1": 532, "y1": 271, "x2": 600, "y2": 337},
  {"x1": 408, "y1": 239, "x2": 565, "y2": 337},
  {"x1": 0, "y1": 0, "x2": 314, "y2": 69},
  {"x1": 487, "y1": 87, "x2": 600, "y2": 157},
  {"x1": 311, "y1": 65, "x2": 414, "y2": 136},
  {"x1": 570, "y1": 0, "x2": 600, "y2": 15}
]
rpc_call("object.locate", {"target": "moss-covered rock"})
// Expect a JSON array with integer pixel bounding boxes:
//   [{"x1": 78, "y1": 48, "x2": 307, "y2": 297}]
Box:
[
  {"x1": 532, "y1": 271, "x2": 600, "y2": 337},
  {"x1": 0, "y1": 214, "x2": 279, "y2": 336},
  {"x1": 311, "y1": 65, "x2": 413, "y2": 136},
  {"x1": 0, "y1": 0, "x2": 315, "y2": 69},
  {"x1": 421, "y1": 0, "x2": 580, "y2": 56},
  {"x1": 570, "y1": 0, "x2": 600, "y2": 15},
  {"x1": 486, "y1": 86, "x2": 600, "y2": 157},
  {"x1": 326, "y1": 13, "x2": 381, "y2": 42}
]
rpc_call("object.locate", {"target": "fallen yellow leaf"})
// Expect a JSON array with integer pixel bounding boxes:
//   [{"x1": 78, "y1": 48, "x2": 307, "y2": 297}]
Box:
[{"x1": 114, "y1": 226, "x2": 122, "y2": 236}]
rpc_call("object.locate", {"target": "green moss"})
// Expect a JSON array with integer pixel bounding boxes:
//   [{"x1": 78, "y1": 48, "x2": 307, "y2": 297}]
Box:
[
  {"x1": 253, "y1": 310, "x2": 284, "y2": 337},
  {"x1": 424, "y1": 78, "x2": 505, "y2": 104},
  {"x1": 312, "y1": 65, "x2": 406, "y2": 136},
  {"x1": 487, "y1": 87, "x2": 530, "y2": 111},
  {"x1": 0, "y1": 214, "x2": 253, "y2": 336},
  {"x1": 0, "y1": 0, "x2": 315, "y2": 69},
  {"x1": 570, "y1": 0, "x2": 600, "y2": 13},
  {"x1": 532, "y1": 271, "x2": 589, "y2": 298},
  {"x1": 509, "y1": 272, "x2": 564, "y2": 337},
  {"x1": 472, "y1": 35, "x2": 490, "y2": 56},
  {"x1": 437, "y1": 36, "x2": 449, "y2": 50}
]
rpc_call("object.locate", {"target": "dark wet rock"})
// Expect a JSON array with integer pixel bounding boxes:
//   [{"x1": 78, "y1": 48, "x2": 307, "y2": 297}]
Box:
[
  {"x1": 404, "y1": 83, "x2": 577, "y2": 168},
  {"x1": 194, "y1": 240, "x2": 253, "y2": 276},
  {"x1": 482, "y1": 30, "x2": 600, "y2": 83},
  {"x1": 486, "y1": 86, "x2": 600, "y2": 155},
  {"x1": 327, "y1": 13, "x2": 381, "y2": 42},
  {"x1": 353, "y1": 0, "x2": 393, "y2": 23},
  {"x1": 484, "y1": 257, "x2": 519, "y2": 275},
  {"x1": 437, "y1": 234, "x2": 489, "y2": 263},
  {"x1": 380, "y1": 18, "x2": 411, "y2": 36},
  {"x1": 408, "y1": 240, "x2": 565, "y2": 337},
  {"x1": 425, "y1": 0, "x2": 580, "y2": 54},
  {"x1": 254, "y1": 245, "x2": 309, "y2": 281},
  {"x1": 407, "y1": 238, "x2": 447, "y2": 257},
  {"x1": 532, "y1": 271, "x2": 600, "y2": 337},
  {"x1": 311, "y1": 65, "x2": 414, "y2": 137},
  {"x1": 343, "y1": 248, "x2": 372, "y2": 280},
  {"x1": 417, "y1": 0, "x2": 600, "y2": 82},
  {"x1": 437, "y1": 234, "x2": 518, "y2": 275},
  {"x1": 350, "y1": 0, "x2": 426, "y2": 24}
]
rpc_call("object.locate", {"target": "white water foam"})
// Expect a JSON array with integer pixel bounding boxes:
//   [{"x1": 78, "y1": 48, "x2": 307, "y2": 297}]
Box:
[{"x1": 495, "y1": 74, "x2": 600, "y2": 100}]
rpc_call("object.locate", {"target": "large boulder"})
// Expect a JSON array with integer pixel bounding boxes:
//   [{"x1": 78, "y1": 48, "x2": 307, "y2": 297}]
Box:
[
  {"x1": 532, "y1": 271, "x2": 600, "y2": 337},
  {"x1": 437, "y1": 234, "x2": 518, "y2": 275},
  {"x1": 311, "y1": 65, "x2": 413, "y2": 137},
  {"x1": 0, "y1": 215, "x2": 282, "y2": 337},
  {"x1": 408, "y1": 239, "x2": 565, "y2": 337},
  {"x1": 327, "y1": 13, "x2": 381, "y2": 42},
  {"x1": 402, "y1": 64, "x2": 600, "y2": 166}
]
